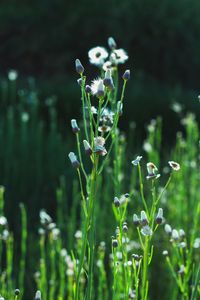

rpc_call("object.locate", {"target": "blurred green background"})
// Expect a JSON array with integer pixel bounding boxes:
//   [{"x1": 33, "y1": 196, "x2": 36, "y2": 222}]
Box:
[{"x1": 0, "y1": 0, "x2": 200, "y2": 223}]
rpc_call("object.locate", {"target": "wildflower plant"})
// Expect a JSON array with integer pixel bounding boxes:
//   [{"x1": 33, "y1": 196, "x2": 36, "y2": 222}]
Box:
[{"x1": 69, "y1": 37, "x2": 130, "y2": 299}]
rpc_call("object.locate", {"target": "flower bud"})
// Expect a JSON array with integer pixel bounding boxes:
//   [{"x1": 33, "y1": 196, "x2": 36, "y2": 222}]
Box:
[
  {"x1": 155, "y1": 208, "x2": 163, "y2": 225},
  {"x1": 96, "y1": 80, "x2": 104, "y2": 98},
  {"x1": 164, "y1": 224, "x2": 172, "y2": 235},
  {"x1": 179, "y1": 229, "x2": 185, "y2": 238},
  {"x1": 68, "y1": 152, "x2": 80, "y2": 168},
  {"x1": 122, "y1": 69, "x2": 130, "y2": 81},
  {"x1": 83, "y1": 140, "x2": 92, "y2": 155},
  {"x1": 162, "y1": 250, "x2": 169, "y2": 256},
  {"x1": 14, "y1": 289, "x2": 20, "y2": 296},
  {"x1": 141, "y1": 210, "x2": 148, "y2": 226},
  {"x1": 85, "y1": 85, "x2": 92, "y2": 94},
  {"x1": 122, "y1": 222, "x2": 128, "y2": 233},
  {"x1": 133, "y1": 214, "x2": 140, "y2": 226},
  {"x1": 103, "y1": 69, "x2": 114, "y2": 89},
  {"x1": 108, "y1": 37, "x2": 117, "y2": 50},
  {"x1": 71, "y1": 119, "x2": 80, "y2": 134},
  {"x1": 112, "y1": 239, "x2": 118, "y2": 248},
  {"x1": 114, "y1": 197, "x2": 120, "y2": 207},
  {"x1": 35, "y1": 291, "x2": 42, "y2": 300},
  {"x1": 77, "y1": 78, "x2": 83, "y2": 86},
  {"x1": 172, "y1": 229, "x2": 179, "y2": 241},
  {"x1": 75, "y1": 59, "x2": 84, "y2": 75}
]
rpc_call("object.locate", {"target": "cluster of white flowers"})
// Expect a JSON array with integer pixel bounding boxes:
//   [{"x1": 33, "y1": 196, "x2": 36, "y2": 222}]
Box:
[
  {"x1": 39, "y1": 210, "x2": 60, "y2": 240},
  {"x1": 88, "y1": 37, "x2": 128, "y2": 70}
]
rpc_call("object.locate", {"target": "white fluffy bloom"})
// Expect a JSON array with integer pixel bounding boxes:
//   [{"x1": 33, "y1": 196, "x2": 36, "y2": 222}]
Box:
[
  {"x1": 110, "y1": 49, "x2": 128, "y2": 64},
  {"x1": 88, "y1": 47, "x2": 108, "y2": 66},
  {"x1": 91, "y1": 78, "x2": 105, "y2": 97}
]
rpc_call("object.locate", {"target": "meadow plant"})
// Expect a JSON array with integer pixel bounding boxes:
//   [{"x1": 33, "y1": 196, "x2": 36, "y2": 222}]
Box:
[{"x1": 0, "y1": 38, "x2": 200, "y2": 300}]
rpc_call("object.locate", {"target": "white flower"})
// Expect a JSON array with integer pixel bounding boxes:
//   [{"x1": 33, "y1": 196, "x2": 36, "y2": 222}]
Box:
[
  {"x1": 168, "y1": 161, "x2": 180, "y2": 171},
  {"x1": 132, "y1": 156, "x2": 142, "y2": 166},
  {"x1": 88, "y1": 47, "x2": 108, "y2": 66},
  {"x1": 91, "y1": 78, "x2": 105, "y2": 97},
  {"x1": 110, "y1": 49, "x2": 128, "y2": 64},
  {"x1": 141, "y1": 225, "x2": 152, "y2": 236},
  {"x1": 103, "y1": 61, "x2": 114, "y2": 71},
  {"x1": 39, "y1": 210, "x2": 52, "y2": 225},
  {"x1": 146, "y1": 162, "x2": 160, "y2": 180}
]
